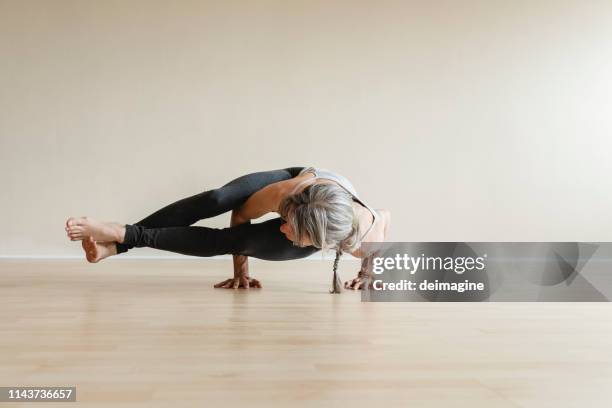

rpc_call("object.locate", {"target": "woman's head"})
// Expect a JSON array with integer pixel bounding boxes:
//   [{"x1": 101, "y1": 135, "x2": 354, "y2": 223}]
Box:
[{"x1": 278, "y1": 182, "x2": 361, "y2": 252}]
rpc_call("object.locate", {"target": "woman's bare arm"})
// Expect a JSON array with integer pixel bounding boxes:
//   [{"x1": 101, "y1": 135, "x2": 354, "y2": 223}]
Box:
[
  {"x1": 345, "y1": 209, "x2": 391, "y2": 290},
  {"x1": 213, "y1": 183, "x2": 282, "y2": 289},
  {"x1": 233, "y1": 183, "x2": 281, "y2": 221}
]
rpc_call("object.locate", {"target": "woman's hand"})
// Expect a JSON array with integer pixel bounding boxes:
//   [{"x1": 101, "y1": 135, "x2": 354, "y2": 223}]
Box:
[
  {"x1": 216, "y1": 211, "x2": 262, "y2": 289},
  {"x1": 214, "y1": 274, "x2": 262, "y2": 289},
  {"x1": 344, "y1": 270, "x2": 371, "y2": 290},
  {"x1": 344, "y1": 254, "x2": 375, "y2": 290}
]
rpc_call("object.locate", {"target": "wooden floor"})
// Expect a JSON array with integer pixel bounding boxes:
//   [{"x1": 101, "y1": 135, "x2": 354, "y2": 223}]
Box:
[{"x1": 1, "y1": 259, "x2": 612, "y2": 407}]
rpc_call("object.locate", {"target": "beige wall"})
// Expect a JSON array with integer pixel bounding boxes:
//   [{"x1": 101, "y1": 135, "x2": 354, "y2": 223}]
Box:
[{"x1": 1, "y1": 0, "x2": 611, "y2": 257}]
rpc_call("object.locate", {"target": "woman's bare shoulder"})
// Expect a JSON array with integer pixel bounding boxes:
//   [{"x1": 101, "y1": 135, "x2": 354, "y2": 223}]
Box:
[
  {"x1": 275, "y1": 174, "x2": 317, "y2": 198},
  {"x1": 377, "y1": 209, "x2": 391, "y2": 221},
  {"x1": 377, "y1": 209, "x2": 391, "y2": 240},
  {"x1": 350, "y1": 208, "x2": 391, "y2": 258},
  {"x1": 269, "y1": 174, "x2": 314, "y2": 212},
  {"x1": 371, "y1": 208, "x2": 391, "y2": 241}
]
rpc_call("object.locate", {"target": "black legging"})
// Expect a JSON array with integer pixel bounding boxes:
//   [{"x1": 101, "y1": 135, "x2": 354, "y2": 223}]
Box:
[{"x1": 115, "y1": 166, "x2": 321, "y2": 261}]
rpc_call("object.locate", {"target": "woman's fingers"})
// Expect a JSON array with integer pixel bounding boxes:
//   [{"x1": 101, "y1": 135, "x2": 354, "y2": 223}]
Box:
[
  {"x1": 344, "y1": 274, "x2": 369, "y2": 290},
  {"x1": 214, "y1": 278, "x2": 232, "y2": 288},
  {"x1": 344, "y1": 278, "x2": 357, "y2": 289},
  {"x1": 213, "y1": 277, "x2": 262, "y2": 289}
]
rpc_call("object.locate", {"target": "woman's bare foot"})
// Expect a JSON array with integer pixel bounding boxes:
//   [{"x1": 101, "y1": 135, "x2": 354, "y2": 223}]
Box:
[
  {"x1": 65, "y1": 216, "x2": 125, "y2": 242},
  {"x1": 81, "y1": 236, "x2": 117, "y2": 263}
]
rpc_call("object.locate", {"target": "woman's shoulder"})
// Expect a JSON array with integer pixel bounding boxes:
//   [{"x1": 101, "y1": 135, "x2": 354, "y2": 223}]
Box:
[
  {"x1": 377, "y1": 209, "x2": 391, "y2": 241},
  {"x1": 350, "y1": 208, "x2": 391, "y2": 258},
  {"x1": 377, "y1": 209, "x2": 391, "y2": 225}
]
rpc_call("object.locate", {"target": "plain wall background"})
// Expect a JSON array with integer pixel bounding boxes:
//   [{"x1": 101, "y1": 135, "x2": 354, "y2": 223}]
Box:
[{"x1": 1, "y1": 0, "x2": 611, "y2": 258}]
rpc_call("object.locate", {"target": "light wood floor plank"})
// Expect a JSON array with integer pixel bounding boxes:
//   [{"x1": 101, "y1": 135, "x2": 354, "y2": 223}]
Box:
[{"x1": 1, "y1": 259, "x2": 611, "y2": 407}]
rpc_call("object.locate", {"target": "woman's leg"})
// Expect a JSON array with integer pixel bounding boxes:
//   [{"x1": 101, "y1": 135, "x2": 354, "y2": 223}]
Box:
[
  {"x1": 121, "y1": 217, "x2": 320, "y2": 260},
  {"x1": 115, "y1": 166, "x2": 305, "y2": 254}
]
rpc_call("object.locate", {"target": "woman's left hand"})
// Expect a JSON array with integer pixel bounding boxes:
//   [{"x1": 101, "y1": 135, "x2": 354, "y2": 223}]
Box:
[{"x1": 344, "y1": 270, "x2": 371, "y2": 290}]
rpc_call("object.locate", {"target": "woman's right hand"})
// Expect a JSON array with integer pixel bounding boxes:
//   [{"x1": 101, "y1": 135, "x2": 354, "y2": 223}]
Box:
[
  {"x1": 216, "y1": 249, "x2": 260, "y2": 289},
  {"x1": 213, "y1": 275, "x2": 262, "y2": 289}
]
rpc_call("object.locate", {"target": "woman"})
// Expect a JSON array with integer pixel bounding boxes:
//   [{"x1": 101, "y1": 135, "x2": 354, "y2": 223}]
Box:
[{"x1": 65, "y1": 166, "x2": 390, "y2": 292}]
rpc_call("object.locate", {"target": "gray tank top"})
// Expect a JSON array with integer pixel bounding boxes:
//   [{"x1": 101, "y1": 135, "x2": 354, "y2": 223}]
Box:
[{"x1": 292, "y1": 166, "x2": 378, "y2": 241}]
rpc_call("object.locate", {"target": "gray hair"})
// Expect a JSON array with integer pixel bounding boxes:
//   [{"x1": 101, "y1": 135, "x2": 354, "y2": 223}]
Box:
[
  {"x1": 278, "y1": 182, "x2": 361, "y2": 252},
  {"x1": 278, "y1": 182, "x2": 363, "y2": 294}
]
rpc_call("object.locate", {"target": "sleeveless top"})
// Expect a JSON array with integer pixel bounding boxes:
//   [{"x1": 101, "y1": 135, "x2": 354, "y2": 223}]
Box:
[{"x1": 290, "y1": 166, "x2": 378, "y2": 241}]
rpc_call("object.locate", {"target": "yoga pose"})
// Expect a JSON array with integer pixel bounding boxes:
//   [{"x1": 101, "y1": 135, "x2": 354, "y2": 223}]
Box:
[{"x1": 65, "y1": 166, "x2": 390, "y2": 292}]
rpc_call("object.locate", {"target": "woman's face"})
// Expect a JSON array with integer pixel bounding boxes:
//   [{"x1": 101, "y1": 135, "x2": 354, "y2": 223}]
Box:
[{"x1": 279, "y1": 215, "x2": 313, "y2": 247}]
